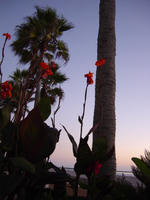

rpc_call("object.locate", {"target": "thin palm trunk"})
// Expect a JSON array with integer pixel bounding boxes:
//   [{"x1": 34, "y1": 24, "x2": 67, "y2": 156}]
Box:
[
  {"x1": 33, "y1": 49, "x2": 45, "y2": 107},
  {"x1": 34, "y1": 79, "x2": 41, "y2": 107},
  {"x1": 93, "y1": 0, "x2": 116, "y2": 179}
]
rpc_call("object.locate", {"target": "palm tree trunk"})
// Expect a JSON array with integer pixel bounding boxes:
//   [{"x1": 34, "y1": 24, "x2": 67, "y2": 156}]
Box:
[
  {"x1": 34, "y1": 79, "x2": 41, "y2": 107},
  {"x1": 33, "y1": 49, "x2": 45, "y2": 107},
  {"x1": 93, "y1": 0, "x2": 116, "y2": 180}
]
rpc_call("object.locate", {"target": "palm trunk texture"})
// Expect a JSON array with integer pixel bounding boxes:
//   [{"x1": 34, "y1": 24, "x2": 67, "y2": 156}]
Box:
[{"x1": 93, "y1": 0, "x2": 116, "y2": 179}]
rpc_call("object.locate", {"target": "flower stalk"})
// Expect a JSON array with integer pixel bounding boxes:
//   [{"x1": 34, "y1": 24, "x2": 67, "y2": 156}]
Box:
[{"x1": 79, "y1": 83, "x2": 89, "y2": 139}]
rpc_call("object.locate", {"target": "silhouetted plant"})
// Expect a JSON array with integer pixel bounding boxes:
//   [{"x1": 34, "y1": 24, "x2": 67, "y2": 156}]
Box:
[
  {"x1": 132, "y1": 149, "x2": 150, "y2": 199},
  {"x1": 102, "y1": 177, "x2": 140, "y2": 200},
  {"x1": 62, "y1": 60, "x2": 115, "y2": 200},
  {"x1": 0, "y1": 7, "x2": 73, "y2": 200}
]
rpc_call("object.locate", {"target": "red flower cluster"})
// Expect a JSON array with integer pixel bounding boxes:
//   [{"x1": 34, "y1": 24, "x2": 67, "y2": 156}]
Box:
[
  {"x1": 87, "y1": 161, "x2": 102, "y2": 175},
  {"x1": 95, "y1": 58, "x2": 106, "y2": 67},
  {"x1": 0, "y1": 81, "x2": 12, "y2": 99},
  {"x1": 84, "y1": 71, "x2": 94, "y2": 85},
  {"x1": 40, "y1": 62, "x2": 53, "y2": 79},
  {"x1": 3, "y1": 33, "x2": 11, "y2": 40}
]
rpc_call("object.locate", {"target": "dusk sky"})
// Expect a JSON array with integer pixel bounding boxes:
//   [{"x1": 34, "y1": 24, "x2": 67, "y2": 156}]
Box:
[{"x1": 1, "y1": 0, "x2": 150, "y2": 171}]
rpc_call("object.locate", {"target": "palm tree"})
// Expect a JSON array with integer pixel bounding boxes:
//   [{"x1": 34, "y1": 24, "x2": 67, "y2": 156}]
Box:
[
  {"x1": 9, "y1": 64, "x2": 67, "y2": 120},
  {"x1": 9, "y1": 68, "x2": 30, "y2": 117},
  {"x1": 11, "y1": 6, "x2": 73, "y2": 106},
  {"x1": 93, "y1": 0, "x2": 116, "y2": 179}
]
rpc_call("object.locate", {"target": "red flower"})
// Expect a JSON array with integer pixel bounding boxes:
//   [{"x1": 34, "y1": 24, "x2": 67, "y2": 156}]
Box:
[
  {"x1": 84, "y1": 72, "x2": 93, "y2": 78},
  {"x1": 87, "y1": 161, "x2": 102, "y2": 175},
  {"x1": 84, "y1": 72, "x2": 94, "y2": 85},
  {"x1": 0, "y1": 81, "x2": 12, "y2": 99},
  {"x1": 94, "y1": 161, "x2": 102, "y2": 175},
  {"x1": 87, "y1": 77, "x2": 94, "y2": 85},
  {"x1": 47, "y1": 69, "x2": 53, "y2": 75},
  {"x1": 40, "y1": 62, "x2": 49, "y2": 70},
  {"x1": 3, "y1": 33, "x2": 11, "y2": 40},
  {"x1": 95, "y1": 59, "x2": 106, "y2": 67},
  {"x1": 40, "y1": 62, "x2": 53, "y2": 79}
]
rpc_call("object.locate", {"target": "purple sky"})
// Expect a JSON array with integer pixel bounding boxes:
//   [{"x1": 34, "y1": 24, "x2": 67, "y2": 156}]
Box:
[{"x1": 1, "y1": 0, "x2": 150, "y2": 171}]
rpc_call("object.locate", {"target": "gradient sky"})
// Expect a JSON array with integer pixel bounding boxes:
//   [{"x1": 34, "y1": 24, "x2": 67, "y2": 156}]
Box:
[{"x1": 0, "y1": 0, "x2": 150, "y2": 171}]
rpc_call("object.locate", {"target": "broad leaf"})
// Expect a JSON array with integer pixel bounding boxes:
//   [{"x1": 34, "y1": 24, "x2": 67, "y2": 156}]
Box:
[
  {"x1": 74, "y1": 137, "x2": 93, "y2": 176},
  {"x1": 62, "y1": 124, "x2": 78, "y2": 157},
  {"x1": 19, "y1": 107, "x2": 47, "y2": 162},
  {"x1": 132, "y1": 157, "x2": 150, "y2": 179},
  {"x1": 93, "y1": 137, "x2": 114, "y2": 164},
  {"x1": 37, "y1": 124, "x2": 60, "y2": 160},
  {"x1": 37, "y1": 96, "x2": 51, "y2": 121},
  {"x1": 20, "y1": 108, "x2": 60, "y2": 162},
  {"x1": 86, "y1": 121, "x2": 100, "y2": 137},
  {"x1": 9, "y1": 157, "x2": 35, "y2": 174}
]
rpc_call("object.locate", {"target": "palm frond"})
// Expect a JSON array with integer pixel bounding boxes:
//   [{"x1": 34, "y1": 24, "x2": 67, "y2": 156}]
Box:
[
  {"x1": 44, "y1": 53, "x2": 54, "y2": 62},
  {"x1": 132, "y1": 149, "x2": 150, "y2": 186},
  {"x1": 58, "y1": 17, "x2": 74, "y2": 33},
  {"x1": 56, "y1": 40, "x2": 69, "y2": 62},
  {"x1": 9, "y1": 68, "x2": 28, "y2": 81},
  {"x1": 47, "y1": 87, "x2": 64, "y2": 99},
  {"x1": 51, "y1": 71, "x2": 68, "y2": 85}
]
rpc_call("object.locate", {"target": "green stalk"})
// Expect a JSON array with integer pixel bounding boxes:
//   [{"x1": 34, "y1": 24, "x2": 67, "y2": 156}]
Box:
[{"x1": 80, "y1": 83, "x2": 89, "y2": 139}]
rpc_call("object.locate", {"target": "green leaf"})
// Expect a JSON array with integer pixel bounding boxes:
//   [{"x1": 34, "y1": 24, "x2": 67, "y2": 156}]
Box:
[
  {"x1": 37, "y1": 96, "x2": 51, "y2": 121},
  {"x1": 9, "y1": 157, "x2": 36, "y2": 174},
  {"x1": 74, "y1": 137, "x2": 93, "y2": 176},
  {"x1": 132, "y1": 157, "x2": 150, "y2": 179},
  {"x1": 20, "y1": 108, "x2": 60, "y2": 162},
  {"x1": 37, "y1": 124, "x2": 60, "y2": 160},
  {"x1": 62, "y1": 125, "x2": 78, "y2": 157},
  {"x1": 19, "y1": 107, "x2": 47, "y2": 162},
  {"x1": 0, "y1": 174, "x2": 23, "y2": 199}
]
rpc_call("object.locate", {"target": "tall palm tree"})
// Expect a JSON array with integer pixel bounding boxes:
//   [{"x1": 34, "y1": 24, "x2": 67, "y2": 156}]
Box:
[
  {"x1": 11, "y1": 6, "x2": 73, "y2": 106},
  {"x1": 93, "y1": 0, "x2": 116, "y2": 179}
]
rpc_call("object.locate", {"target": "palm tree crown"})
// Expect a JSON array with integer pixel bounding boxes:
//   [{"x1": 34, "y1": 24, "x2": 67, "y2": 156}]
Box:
[{"x1": 11, "y1": 6, "x2": 73, "y2": 65}]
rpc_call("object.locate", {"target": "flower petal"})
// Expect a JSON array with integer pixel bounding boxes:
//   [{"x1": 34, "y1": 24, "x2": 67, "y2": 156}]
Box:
[
  {"x1": 94, "y1": 161, "x2": 102, "y2": 175},
  {"x1": 40, "y1": 62, "x2": 49, "y2": 70},
  {"x1": 95, "y1": 59, "x2": 106, "y2": 67},
  {"x1": 3, "y1": 33, "x2": 11, "y2": 40}
]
